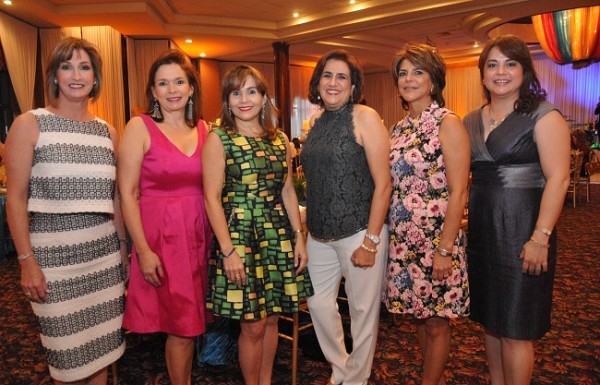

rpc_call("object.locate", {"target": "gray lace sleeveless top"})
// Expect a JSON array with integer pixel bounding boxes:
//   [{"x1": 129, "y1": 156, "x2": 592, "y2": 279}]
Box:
[{"x1": 300, "y1": 103, "x2": 374, "y2": 240}]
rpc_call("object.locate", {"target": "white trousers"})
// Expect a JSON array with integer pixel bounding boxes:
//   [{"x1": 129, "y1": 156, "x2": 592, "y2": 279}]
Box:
[{"x1": 306, "y1": 226, "x2": 388, "y2": 385}]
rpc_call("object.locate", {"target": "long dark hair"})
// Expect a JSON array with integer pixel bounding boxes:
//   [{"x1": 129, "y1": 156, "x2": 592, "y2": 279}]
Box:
[
  {"x1": 392, "y1": 44, "x2": 446, "y2": 110},
  {"x1": 219, "y1": 65, "x2": 279, "y2": 141},
  {"x1": 478, "y1": 35, "x2": 546, "y2": 113},
  {"x1": 145, "y1": 49, "x2": 201, "y2": 128},
  {"x1": 308, "y1": 50, "x2": 364, "y2": 107}
]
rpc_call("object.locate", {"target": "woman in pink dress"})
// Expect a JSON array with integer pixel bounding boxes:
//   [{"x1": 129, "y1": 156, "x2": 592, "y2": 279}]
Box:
[{"x1": 118, "y1": 50, "x2": 211, "y2": 385}]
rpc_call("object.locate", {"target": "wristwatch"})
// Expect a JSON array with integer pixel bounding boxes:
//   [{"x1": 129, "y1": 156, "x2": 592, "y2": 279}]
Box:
[{"x1": 365, "y1": 232, "x2": 381, "y2": 245}]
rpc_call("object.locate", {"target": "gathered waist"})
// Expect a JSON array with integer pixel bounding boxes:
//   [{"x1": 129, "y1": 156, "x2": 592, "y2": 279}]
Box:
[{"x1": 471, "y1": 162, "x2": 545, "y2": 188}]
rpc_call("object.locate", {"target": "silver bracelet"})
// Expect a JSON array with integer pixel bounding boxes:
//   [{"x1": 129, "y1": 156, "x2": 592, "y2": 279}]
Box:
[{"x1": 436, "y1": 247, "x2": 452, "y2": 257}]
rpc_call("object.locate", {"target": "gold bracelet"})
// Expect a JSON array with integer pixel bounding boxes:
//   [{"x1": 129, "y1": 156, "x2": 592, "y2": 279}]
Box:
[
  {"x1": 528, "y1": 237, "x2": 549, "y2": 248},
  {"x1": 294, "y1": 229, "x2": 304, "y2": 236},
  {"x1": 436, "y1": 247, "x2": 452, "y2": 257},
  {"x1": 17, "y1": 251, "x2": 34, "y2": 261},
  {"x1": 534, "y1": 226, "x2": 552, "y2": 236},
  {"x1": 360, "y1": 243, "x2": 377, "y2": 253}
]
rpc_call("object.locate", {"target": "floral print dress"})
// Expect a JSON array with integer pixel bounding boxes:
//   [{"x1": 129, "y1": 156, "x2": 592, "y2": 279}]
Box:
[{"x1": 383, "y1": 102, "x2": 469, "y2": 319}]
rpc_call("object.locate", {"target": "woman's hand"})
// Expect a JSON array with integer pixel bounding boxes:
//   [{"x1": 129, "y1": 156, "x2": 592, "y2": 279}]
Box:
[
  {"x1": 294, "y1": 235, "x2": 308, "y2": 274},
  {"x1": 432, "y1": 253, "x2": 453, "y2": 281},
  {"x1": 137, "y1": 250, "x2": 164, "y2": 287},
  {"x1": 520, "y1": 240, "x2": 548, "y2": 276},
  {"x1": 223, "y1": 251, "x2": 246, "y2": 286},
  {"x1": 351, "y1": 245, "x2": 376, "y2": 268},
  {"x1": 20, "y1": 258, "x2": 48, "y2": 303}
]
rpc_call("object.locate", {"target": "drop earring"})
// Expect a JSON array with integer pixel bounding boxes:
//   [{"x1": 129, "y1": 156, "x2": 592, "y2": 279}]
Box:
[
  {"x1": 317, "y1": 94, "x2": 321, "y2": 101},
  {"x1": 151, "y1": 99, "x2": 163, "y2": 120},
  {"x1": 186, "y1": 97, "x2": 194, "y2": 121},
  {"x1": 261, "y1": 104, "x2": 265, "y2": 121},
  {"x1": 53, "y1": 78, "x2": 58, "y2": 85}
]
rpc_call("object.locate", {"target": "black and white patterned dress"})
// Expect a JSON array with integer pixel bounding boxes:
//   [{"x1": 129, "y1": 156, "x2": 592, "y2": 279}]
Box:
[{"x1": 27, "y1": 109, "x2": 125, "y2": 382}]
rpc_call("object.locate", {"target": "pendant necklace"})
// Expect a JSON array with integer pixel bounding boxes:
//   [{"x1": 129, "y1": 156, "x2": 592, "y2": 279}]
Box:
[{"x1": 488, "y1": 105, "x2": 511, "y2": 131}]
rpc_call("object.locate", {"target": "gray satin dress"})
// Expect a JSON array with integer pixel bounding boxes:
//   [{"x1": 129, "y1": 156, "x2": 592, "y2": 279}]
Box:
[{"x1": 463, "y1": 100, "x2": 557, "y2": 340}]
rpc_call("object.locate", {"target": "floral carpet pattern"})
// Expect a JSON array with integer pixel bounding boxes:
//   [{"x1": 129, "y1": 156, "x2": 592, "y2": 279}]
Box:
[{"x1": 1, "y1": 187, "x2": 598, "y2": 385}]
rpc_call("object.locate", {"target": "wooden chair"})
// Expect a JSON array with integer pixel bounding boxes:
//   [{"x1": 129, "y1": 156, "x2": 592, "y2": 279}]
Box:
[
  {"x1": 567, "y1": 150, "x2": 584, "y2": 207},
  {"x1": 584, "y1": 157, "x2": 600, "y2": 202},
  {"x1": 278, "y1": 299, "x2": 314, "y2": 385}
]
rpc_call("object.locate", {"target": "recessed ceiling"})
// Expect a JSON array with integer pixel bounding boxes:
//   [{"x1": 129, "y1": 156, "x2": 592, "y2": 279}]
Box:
[{"x1": 1, "y1": 0, "x2": 598, "y2": 72}]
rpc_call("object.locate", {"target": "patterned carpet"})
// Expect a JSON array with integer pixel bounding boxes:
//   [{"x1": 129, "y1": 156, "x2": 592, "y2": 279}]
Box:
[{"x1": 1, "y1": 187, "x2": 598, "y2": 385}]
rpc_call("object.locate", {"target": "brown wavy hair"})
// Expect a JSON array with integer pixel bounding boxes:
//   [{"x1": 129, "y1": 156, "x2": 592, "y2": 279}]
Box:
[
  {"x1": 392, "y1": 44, "x2": 446, "y2": 111},
  {"x1": 219, "y1": 65, "x2": 279, "y2": 141},
  {"x1": 478, "y1": 35, "x2": 546, "y2": 113},
  {"x1": 45, "y1": 37, "x2": 102, "y2": 103}
]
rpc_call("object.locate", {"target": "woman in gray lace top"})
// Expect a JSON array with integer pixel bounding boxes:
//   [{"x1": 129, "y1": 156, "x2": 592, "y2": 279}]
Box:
[{"x1": 300, "y1": 50, "x2": 391, "y2": 385}]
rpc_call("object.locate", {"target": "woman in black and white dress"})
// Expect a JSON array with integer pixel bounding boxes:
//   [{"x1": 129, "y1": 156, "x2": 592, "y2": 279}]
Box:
[{"x1": 5, "y1": 37, "x2": 128, "y2": 384}]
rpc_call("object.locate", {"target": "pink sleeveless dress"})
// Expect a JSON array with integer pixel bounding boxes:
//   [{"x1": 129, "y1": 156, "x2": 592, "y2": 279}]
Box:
[{"x1": 123, "y1": 114, "x2": 211, "y2": 337}]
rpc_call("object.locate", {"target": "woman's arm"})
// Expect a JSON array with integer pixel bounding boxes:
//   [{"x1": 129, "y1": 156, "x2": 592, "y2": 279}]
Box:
[
  {"x1": 202, "y1": 131, "x2": 246, "y2": 285},
  {"x1": 520, "y1": 110, "x2": 570, "y2": 275},
  {"x1": 280, "y1": 133, "x2": 308, "y2": 273},
  {"x1": 117, "y1": 116, "x2": 164, "y2": 286},
  {"x1": 5, "y1": 113, "x2": 47, "y2": 303},
  {"x1": 434, "y1": 114, "x2": 471, "y2": 280},
  {"x1": 353, "y1": 105, "x2": 392, "y2": 267}
]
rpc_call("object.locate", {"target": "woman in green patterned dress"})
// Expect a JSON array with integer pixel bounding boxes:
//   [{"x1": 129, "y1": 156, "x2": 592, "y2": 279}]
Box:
[{"x1": 203, "y1": 65, "x2": 313, "y2": 385}]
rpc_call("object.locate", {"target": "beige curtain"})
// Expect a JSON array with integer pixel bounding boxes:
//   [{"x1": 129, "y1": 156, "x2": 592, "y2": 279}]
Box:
[
  {"x1": 39, "y1": 27, "x2": 82, "y2": 105},
  {"x1": 363, "y1": 72, "x2": 406, "y2": 129},
  {"x1": 0, "y1": 11, "x2": 38, "y2": 113},
  {"x1": 445, "y1": 65, "x2": 486, "y2": 118},
  {"x1": 126, "y1": 39, "x2": 170, "y2": 119},
  {"x1": 81, "y1": 26, "x2": 125, "y2": 134}
]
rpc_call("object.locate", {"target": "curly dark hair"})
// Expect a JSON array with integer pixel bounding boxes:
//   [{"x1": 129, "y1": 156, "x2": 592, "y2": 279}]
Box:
[{"x1": 478, "y1": 35, "x2": 546, "y2": 113}]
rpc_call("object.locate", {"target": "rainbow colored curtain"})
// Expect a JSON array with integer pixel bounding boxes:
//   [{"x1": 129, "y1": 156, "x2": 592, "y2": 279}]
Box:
[{"x1": 532, "y1": 6, "x2": 600, "y2": 64}]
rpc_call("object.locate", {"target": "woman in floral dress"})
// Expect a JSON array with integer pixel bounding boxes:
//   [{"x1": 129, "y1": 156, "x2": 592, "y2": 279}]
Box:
[{"x1": 383, "y1": 44, "x2": 470, "y2": 385}]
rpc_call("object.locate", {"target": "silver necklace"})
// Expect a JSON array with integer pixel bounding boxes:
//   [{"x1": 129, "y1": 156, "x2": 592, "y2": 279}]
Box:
[{"x1": 488, "y1": 106, "x2": 511, "y2": 130}]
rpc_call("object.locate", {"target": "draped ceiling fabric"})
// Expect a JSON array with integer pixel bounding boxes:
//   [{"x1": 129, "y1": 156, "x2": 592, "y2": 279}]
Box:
[
  {"x1": 126, "y1": 38, "x2": 170, "y2": 120},
  {"x1": 532, "y1": 6, "x2": 600, "y2": 66},
  {"x1": 0, "y1": 11, "x2": 37, "y2": 113},
  {"x1": 82, "y1": 26, "x2": 126, "y2": 134}
]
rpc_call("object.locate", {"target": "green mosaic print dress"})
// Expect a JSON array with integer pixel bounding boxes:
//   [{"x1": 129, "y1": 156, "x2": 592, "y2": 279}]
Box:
[{"x1": 207, "y1": 128, "x2": 313, "y2": 321}]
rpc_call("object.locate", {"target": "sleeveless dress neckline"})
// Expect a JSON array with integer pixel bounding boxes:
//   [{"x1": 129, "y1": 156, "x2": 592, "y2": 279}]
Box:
[{"x1": 146, "y1": 118, "x2": 200, "y2": 158}]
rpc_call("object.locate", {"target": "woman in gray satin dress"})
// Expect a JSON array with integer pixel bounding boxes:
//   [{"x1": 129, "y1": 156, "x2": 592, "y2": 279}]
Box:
[{"x1": 463, "y1": 35, "x2": 570, "y2": 385}]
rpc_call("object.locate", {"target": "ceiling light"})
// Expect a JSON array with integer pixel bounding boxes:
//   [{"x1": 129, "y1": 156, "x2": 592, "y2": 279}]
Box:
[
  {"x1": 473, "y1": 41, "x2": 479, "y2": 48},
  {"x1": 199, "y1": 52, "x2": 206, "y2": 57},
  {"x1": 293, "y1": 11, "x2": 299, "y2": 18},
  {"x1": 185, "y1": 39, "x2": 192, "y2": 43},
  {"x1": 3, "y1": 0, "x2": 13, "y2": 5},
  {"x1": 349, "y1": 0, "x2": 356, "y2": 4}
]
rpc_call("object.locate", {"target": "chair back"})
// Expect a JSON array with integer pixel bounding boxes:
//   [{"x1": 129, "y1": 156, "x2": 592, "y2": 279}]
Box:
[{"x1": 570, "y1": 150, "x2": 584, "y2": 183}]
